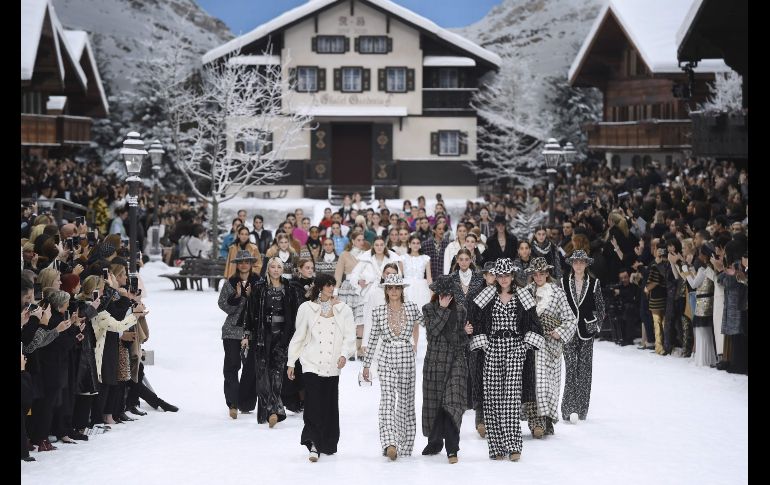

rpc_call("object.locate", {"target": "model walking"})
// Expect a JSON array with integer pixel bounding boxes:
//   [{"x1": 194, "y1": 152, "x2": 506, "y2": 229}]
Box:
[
  {"x1": 243, "y1": 257, "x2": 298, "y2": 427},
  {"x1": 468, "y1": 258, "x2": 544, "y2": 461},
  {"x1": 287, "y1": 273, "x2": 356, "y2": 462},
  {"x1": 362, "y1": 274, "x2": 421, "y2": 461},
  {"x1": 402, "y1": 236, "x2": 432, "y2": 308},
  {"x1": 421, "y1": 275, "x2": 473, "y2": 464},
  {"x1": 559, "y1": 250, "x2": 603, "y2": 424},
  {"x1": 467, "y1": 261, "x2": 497, "y2": 437},
  {"x1": 334, "y1": 230, "x2": 367, "y2": 360}
]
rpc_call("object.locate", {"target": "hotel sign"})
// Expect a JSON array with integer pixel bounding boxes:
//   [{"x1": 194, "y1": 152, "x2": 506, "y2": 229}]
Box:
[{"x1": 315, "y1": 92, "x2": 394, "y2": 106}]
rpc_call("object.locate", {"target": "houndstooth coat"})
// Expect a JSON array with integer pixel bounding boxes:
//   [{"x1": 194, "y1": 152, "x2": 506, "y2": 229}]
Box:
[{"x1": 421, "y1": 301, "x2": 469, "y2": 437}]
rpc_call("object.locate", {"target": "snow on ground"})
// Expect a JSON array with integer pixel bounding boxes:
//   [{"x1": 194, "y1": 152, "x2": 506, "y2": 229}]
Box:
[{"x1": 22, "y1": 262, "x2": 748, "y2": 484}]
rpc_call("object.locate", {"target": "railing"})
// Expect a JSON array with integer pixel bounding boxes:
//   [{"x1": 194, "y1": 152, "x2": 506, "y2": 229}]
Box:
[
  {"x1": 21, "y1": 197, "x2": 94, "y2": 225},
  {"x1": 422, "y1": 88, "x2": 477, "y2": 112},
  {"x1": 21, "y1": 114, "x2": 92, "y2": 146},
  {"x1": 585, "y1": 120, "x2": 692, "y2": 151}
]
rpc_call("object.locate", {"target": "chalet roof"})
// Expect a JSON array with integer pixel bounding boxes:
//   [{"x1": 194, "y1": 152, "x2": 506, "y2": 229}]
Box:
[
  {"x1": 21, "y1": 0, "x2": 87, "y2": 89},
  {"x1": 64, "y1": 30, "x2": 110, "y2": 116},
  {"x1": 202, "y1": 0, "x2": 501, "y2": 68},
  {"x1": 568, "y1": 0, "x2": 730, "y2": 84}
]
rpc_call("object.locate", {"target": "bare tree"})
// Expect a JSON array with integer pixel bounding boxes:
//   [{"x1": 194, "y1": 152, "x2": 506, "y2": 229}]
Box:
[
  {"x1": 467, "y1": 60, "x2": 556, "y2": 188},
  {"x1": 175, "y1": 51, "x2": 313, "y2": 257}
]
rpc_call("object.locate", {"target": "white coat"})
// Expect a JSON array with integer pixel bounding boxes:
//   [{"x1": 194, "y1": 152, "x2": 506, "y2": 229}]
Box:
[{"x1": 287, "y1": 300, "x2": 356, "y2": 377}]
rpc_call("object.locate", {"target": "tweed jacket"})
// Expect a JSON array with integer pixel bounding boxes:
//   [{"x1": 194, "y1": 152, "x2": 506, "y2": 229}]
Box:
[
  {"x1": 363, "y1": 301, "x2": 423, "y2": 368},
  {"x1": 217, "y1": 273, "x2": 263, "y2": 340},
  {"x1": 450, "y1": 270, "x2": 485, "y2": 312},
  {"x1": 717, "y1": 271, "x2": 748, "y2": 336},
  {"x1": 287, "y1": 300, "x2": 356, "y2": 376},
  {"x1": 421, "y1": 302, "x2": 469, "y2": 437},
  {"x1": 560, "y1": 273, "x2": 604, "y2": 340}
]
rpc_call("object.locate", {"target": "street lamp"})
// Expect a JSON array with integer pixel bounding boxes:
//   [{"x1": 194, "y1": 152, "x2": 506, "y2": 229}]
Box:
[
  {"x1": 119, "y1": 131, "x2": 147, "y2": 274},
  {"x1": 562, "y1": 141, "x2": 577, "y2": 206},
  {"x1": 541, "y1": 138, "x2": 563, "y2": 224}
]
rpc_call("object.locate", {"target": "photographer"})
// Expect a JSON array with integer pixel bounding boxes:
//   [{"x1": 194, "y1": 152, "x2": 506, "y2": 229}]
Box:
[{"x1": 665, "y1": 238, "x2": 692, "y2": 357}]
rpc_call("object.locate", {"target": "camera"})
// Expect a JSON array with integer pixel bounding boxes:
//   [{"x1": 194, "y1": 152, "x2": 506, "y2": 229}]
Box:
[
  {"x1": 92, "y1": 290, "x2": 99, "y2": 301},
  {"x1": 75, "y1": 216, "x2": 85, "y2": 227},
  {"x1": 102, "y1": 268, "x2": 109, "y2": 280},
  {"x1": 87, "y1": 231, "x2": 96, "y2": 246},
  {"x1": 657, "y1": 248, "x2": 667, "y2": 257},
  {"x1": 33, "y1": 282, "x2": 43, "y2": 301},
  {"x1": 26, "y1": 303, "x2": 39, "y2": 313},
  {"x1": 129, "y1": 275, "x2": 139, "y2": 294},
  {"x1": 54, "y1": 234, "x2": 61, "y2": 245}
]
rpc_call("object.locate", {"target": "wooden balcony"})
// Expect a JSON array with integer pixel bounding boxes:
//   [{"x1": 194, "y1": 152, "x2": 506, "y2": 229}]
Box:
[
  {"x1": 585, "y1": 120, "x2": 691, "y2": 151},
  {"x1": 21, "y1": 114, "x2": 92, "y2": 146},
  {"x1": 422, "y1": 88, "x2": 476, "y2": 115}
]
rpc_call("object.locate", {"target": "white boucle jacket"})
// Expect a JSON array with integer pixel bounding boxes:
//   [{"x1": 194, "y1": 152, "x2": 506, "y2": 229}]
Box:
[
  {"x1": 92, "y1": 310, "x2": 138, "y2": 383},
  {"x1": 287, "y1": 300, "x2": 356, "y2": 377}
]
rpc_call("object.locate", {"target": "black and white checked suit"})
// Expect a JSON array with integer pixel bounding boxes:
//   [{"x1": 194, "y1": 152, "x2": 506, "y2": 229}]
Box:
[
  {"x1": 471, "y1": 286, "x2": 544, "y2": 458},
  {"x1": 363, "y1": 301, "x2": 422, "y2": 456},
  {"x1": 522, "y1": 282, "x2": 577, "y2": 433}
]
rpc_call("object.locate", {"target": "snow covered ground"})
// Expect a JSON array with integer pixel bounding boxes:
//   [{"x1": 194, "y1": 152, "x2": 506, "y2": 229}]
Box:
[{"x1": 22, "y1": 262, "x2": 748, "y2": 484}]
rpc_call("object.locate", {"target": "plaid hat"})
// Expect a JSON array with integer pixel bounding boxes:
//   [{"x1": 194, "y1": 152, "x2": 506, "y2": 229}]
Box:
[
  {"x1": 525, "y1": 257, "x2": 554, "y2": 274},
  {"x1": 231, "y1": 250, "x2": 257, "y2": 263},
  {"x1": 482, "y1": 261, "x2": 496, "y2": 273},
  {"x1": 429, "y1": 275, "x2": 454, "y2": 295},
  {"x1": 565, "y1": 250, "x2": 594, "y2": 265},
  {"x1": 490, "y1": 258, "x2": 515, "y2": 275},
  {"x1": 379, "y1": 274, "x2": 409, "y2": 288},
  {"x1": 61, "y1": 273, "x2": 80, "y2": 295}
]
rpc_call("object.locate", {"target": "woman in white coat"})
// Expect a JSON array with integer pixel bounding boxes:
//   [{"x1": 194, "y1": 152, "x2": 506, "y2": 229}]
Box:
[{"x1": 287, "y1": 273, "x2": 356, "y2": 463}]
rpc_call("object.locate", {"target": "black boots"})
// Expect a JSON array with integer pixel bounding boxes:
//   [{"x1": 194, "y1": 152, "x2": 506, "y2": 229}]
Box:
[{"x1": 154, "y1": 399, "x2": 179, "y2": 412}]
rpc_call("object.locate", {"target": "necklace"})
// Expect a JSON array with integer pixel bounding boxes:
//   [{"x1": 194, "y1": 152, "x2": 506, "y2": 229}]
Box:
[
  {"x1": 317, "y1": 297, "x2": 332, "y2": 316},
  {"x1": 387, "y1": 303, "x2": 406, "y2": 336}
]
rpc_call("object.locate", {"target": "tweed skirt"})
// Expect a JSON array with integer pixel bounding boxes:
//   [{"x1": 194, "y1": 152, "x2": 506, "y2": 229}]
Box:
[{"x1": 338, "y1": 280, "x2": 364, "y2": 320}]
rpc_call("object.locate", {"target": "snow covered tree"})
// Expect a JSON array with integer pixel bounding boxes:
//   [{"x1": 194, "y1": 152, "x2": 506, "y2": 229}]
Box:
[
  {"x1": 467, "y1": 60, "x2": 556, "y2": 188},
  {"x1": 175, "y1": 51, "x2": 313, "y2": 258},
  {"x1": 546, "y1": 76, "x2": 602, "y2": 162},
  {"x1": 697, "y1": 70, "x2": 744, "y2": 114},
  {"x1": 510, "y1": 196, "x2": 548, "y2": 241}
]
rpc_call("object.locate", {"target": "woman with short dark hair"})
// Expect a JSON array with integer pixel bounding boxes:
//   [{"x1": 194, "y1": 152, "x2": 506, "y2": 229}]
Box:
[{"x1": 287, "y1": 273, "x2": 355, "y2": 462}]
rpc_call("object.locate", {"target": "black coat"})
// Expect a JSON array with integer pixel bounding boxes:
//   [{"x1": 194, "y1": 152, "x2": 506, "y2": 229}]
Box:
[
  {"x1": 469, "y1": 290, "x2": 543, "y2": 403},
  {"x1": 250, "y1": 229, "x2": 273, "y2": 256},
  {"x1": 483, "y1": 231, "x2": 518, "y2": 264},
  {"x1": 38, "y1": 311, "x2": 79, "y2": 397},
  {"x1": 244, "y1": 277, "x2": 298, "y2": 350}
]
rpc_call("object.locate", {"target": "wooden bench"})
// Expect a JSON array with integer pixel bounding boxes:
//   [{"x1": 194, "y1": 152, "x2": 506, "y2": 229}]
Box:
[{"x1": 160, "y1": 258, "x2": 227, "y2": 291}]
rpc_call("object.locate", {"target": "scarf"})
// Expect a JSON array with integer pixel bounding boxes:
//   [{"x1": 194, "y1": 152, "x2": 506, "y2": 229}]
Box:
[
  {"x1": 323, "y1": 252, "x2": 337, "y2": 263},
  {"x1": 459, "y1": 268, "x2": 473, "y2": 287},
  {"x1": 532, "y1": 239, "x2": 553, "y2": 255}
]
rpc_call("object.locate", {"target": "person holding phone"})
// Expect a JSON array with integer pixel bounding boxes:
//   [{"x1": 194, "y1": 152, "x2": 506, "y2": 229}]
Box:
[{"x1": 217, "y1": 250, "x2": 262, "y2": 419}]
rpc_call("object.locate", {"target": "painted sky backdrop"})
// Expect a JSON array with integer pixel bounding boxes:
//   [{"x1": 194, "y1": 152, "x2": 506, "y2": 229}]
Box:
[{"x1": 196, "y1": 0, "x2": 502, "y2": 35}]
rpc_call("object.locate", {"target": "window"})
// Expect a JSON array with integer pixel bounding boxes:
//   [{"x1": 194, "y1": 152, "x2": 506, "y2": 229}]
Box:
[
  {"x1": 386, "y1": 67, "x2": 406, "y2": 92},
  {"x1": 235, "y1": 132, "x2": 272, "y2": 156},
  {"x1": 297, "y1": 67, "x2": 318, "y2": 92},
  {"x1": 342, "y1": 67, "x2": 362, "y2": 92},
  {"x1": 438, "y1": 68, "x2": 458, "y2": 88},
  {"x1": 357, "y1": 36, "x2": 390, "y2": 54},
  {"x1": 439, "y1": 131, "x2": 459, "y2": 155},
  {"x1": 314, "y1": 36, "x2": 347, "y2": 53}
]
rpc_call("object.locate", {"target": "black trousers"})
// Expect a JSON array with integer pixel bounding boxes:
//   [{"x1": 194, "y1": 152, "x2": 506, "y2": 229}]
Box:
[
  {"x1": 52, "y1": 385, "x2": 75, "y2": 437},
  {"x1": 29, "y1": 390, "x2": 58, "y2": 442},
  {"x1": 127, "y1": 362, "x2": 160, "y2": 408},
  {"x1": 301, "y1": 372, "x2": 340, "y2": 454},
  {"x1": 222, "y1": 339, "x2": 257, "y2": 411},
  {"x1": 282, "y1": 360, "x2": 304, "y2": 413},
  {"x1": 111, "y1": 382, "x2": 127, "y2": 416},
  {"x1": 730, "y1": 333, "x2": 748, "y2": 374},
  {"x1": 92, "y1": 382, "x2": 123, "y2": 422},
  {"x1": 255, "y1": 336, "x2": 287, "y2": 423},
  {"x1": 21, "y1": 407, "x2": 30, "y2": 458},
  {"x1": 72, "y1": 395, "x2": 94, "y2": 430},
  {"x1": 427, "y1": 409, "x2": 460, "y2": 456}
]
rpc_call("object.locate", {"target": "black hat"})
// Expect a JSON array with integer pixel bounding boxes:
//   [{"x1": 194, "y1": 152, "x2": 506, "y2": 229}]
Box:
[
  {"x1": 429, "y1": 275, "x2": 454, "y2": 295},
  {"x1": 493, "y1": 215, "x2": 507, "y2": 225}
]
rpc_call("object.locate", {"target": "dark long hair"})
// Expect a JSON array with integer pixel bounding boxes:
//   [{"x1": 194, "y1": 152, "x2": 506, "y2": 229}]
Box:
[
  {"x1": 451, "y1": 248, "x2": 476, "y2": 273},
  {"x1": 309, "y1": 273, "x2": 337, "y2": 301}
]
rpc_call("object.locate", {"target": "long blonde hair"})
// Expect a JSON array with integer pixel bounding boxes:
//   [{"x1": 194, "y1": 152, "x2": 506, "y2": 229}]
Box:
[
  {"x1": 608, "y1": 212, "x2": 629, "y2": 238},
  {"x1": 38, "y1": 267, "x2": 60, "y2": 290}
]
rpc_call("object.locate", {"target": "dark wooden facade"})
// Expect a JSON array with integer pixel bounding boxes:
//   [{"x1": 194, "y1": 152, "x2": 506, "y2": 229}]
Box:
[{"x1": 570, "y1": 9, "x2": 717, "y2": 155}]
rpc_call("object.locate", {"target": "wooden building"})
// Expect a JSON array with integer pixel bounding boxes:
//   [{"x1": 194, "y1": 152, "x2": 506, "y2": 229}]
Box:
[
  {"x1": 203, "y1": 0, "x2": 501, "y2": 200},
  {"x1": 21, "y1": 0, "x2": 109, "y2": 159},
  {"x1": 568, "y1": 0, "x2": 731, "y2": 168}
]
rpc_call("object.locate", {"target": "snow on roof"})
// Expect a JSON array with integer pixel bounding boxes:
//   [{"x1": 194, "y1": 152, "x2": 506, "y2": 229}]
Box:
[
  {"x1": 21, "y1": 0, "x2": 55, "y2": 81},
  {"x1": 676, "y1": 0, "x2": 704, "y2": 50},
  {"x1": 63, "y1": 30, "x2": 88, "y2": 61},
  {"x1": 299, "y1": 106, "x2": 408, "y2": 117},
  {"x1": 46, "y1": 95, "x2": 67, "y2": 111},
  {"x1": 569, "y1": 0, "x2": 730, "y2": 83},
  {"x1": 227, "y1": 55, "x2": 282, "y2": 66},
  {"x1": 21, "y1": 0, "x2": 88, "y2": 89},
  {"x1": 79, "y1": 33, "x2": 110, "y2": 116},
  {"x1": 423, "y1": 56, "x2": 476, "y2": 67},
  {"x1": 203, "y1": 0, "x2": 501, "y2": 68}
]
